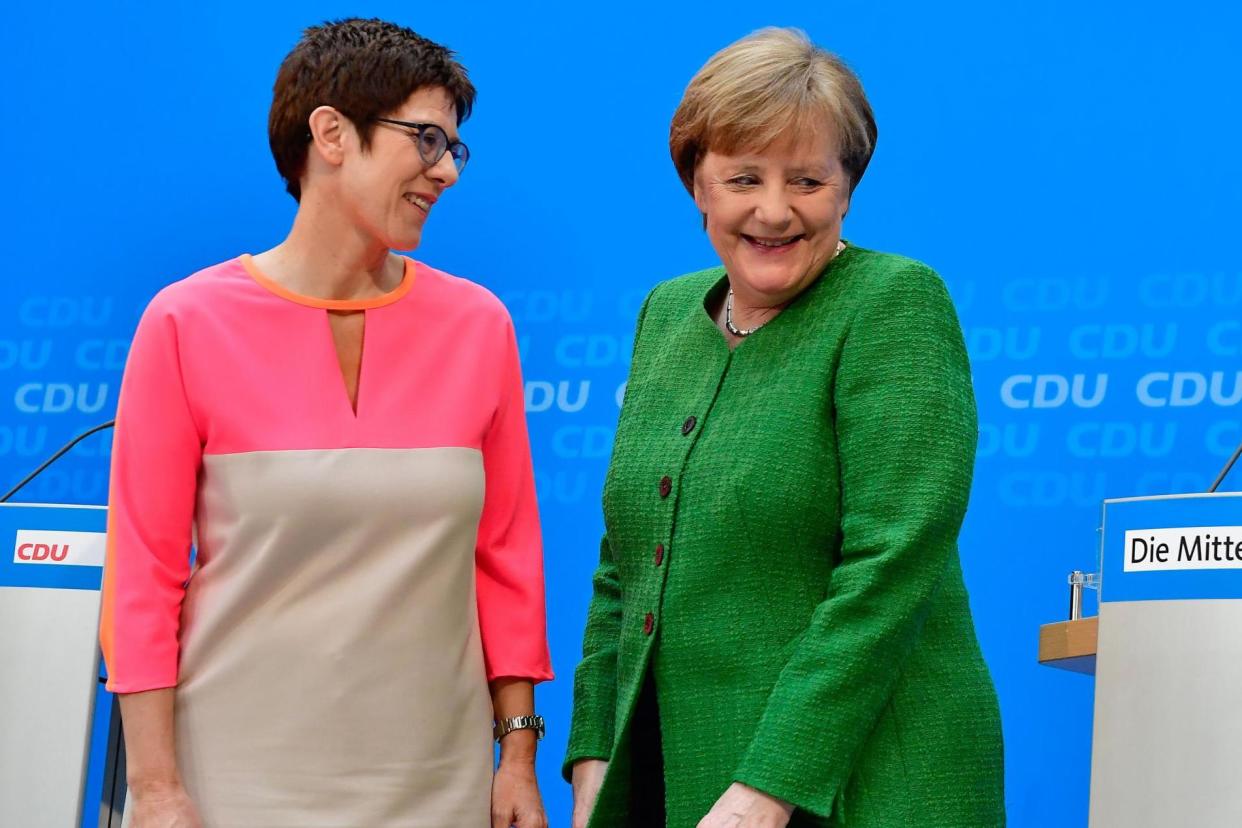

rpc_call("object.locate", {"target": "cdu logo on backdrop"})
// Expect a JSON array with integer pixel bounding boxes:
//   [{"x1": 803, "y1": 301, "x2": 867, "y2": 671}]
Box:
[{"x1": 965, "y1": 268, "x2": 1242, "y2": 507}]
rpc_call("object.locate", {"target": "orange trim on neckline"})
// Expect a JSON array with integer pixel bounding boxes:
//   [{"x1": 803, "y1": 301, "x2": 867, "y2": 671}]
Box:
[{"x1": 239, "y1": 253, "x2": 416, "y2": 310}]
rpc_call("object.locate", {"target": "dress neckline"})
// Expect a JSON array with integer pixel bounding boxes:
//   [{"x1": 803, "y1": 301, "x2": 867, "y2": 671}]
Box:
[{"x1": 239, "y1": 253, "x2": 417, "y2": 310}]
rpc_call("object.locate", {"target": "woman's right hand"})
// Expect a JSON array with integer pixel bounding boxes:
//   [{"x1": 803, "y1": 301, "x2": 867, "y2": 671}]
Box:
[
  {"x1": 570, "y1": 759, "x2": 609, "y2": 828},
  {"x1": 127, "y1": 784, "x2": 202, "y2": 828}
]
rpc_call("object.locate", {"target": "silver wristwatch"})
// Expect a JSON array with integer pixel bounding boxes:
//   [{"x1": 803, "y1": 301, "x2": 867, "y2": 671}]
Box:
[{"x1": 493, "y1": 715, "x2": 546, "y2": 742}]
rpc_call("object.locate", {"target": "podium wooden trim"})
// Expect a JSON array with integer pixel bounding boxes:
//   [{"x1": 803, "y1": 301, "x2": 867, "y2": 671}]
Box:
[{"x1": 1038, "y1": 616, "x2": 1097, "y2": 674}]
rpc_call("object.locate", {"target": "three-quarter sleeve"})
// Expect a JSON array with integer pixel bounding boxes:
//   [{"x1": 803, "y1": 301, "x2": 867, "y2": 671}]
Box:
[
  {"x1": 100, "y1": 295, "x2": 203, "y2": 693},
  {"x1": 732, "y1": 263, "x2": 978, "y2": 816},
  {"x1": 474, "y1": 314, "x2": 554, "y2": 682}
]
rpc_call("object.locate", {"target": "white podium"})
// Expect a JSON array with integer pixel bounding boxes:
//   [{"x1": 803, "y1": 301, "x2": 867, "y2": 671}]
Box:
[
  {"x1": 1088, "y1": 493, "x2": 1242, "y2": 827},
  {"x1": 0, "y1": 502, "x2": 113, "y2": 828}
]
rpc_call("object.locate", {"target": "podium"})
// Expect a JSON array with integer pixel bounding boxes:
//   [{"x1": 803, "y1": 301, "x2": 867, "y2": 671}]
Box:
[
  {"x1": 0, "y1": 502, "x2": 117, "y2": 828},
  {"x1": 1042, "y1": 493, "x2": 1242, "y2": 827}
]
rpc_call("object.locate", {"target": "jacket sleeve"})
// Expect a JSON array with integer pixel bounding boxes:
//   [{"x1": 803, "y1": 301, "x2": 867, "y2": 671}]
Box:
[
  {"x1": 562, "y1": 287, "x2": 656, "y2": 780},
  {"x1": 732, "y1": 262, "x2": 978, "y2": 817},
  {"x1": 563, "y1": 534, "x2": 623, "y2": 777},
  {"x1": 100, "y1": 295, "x2": 203, "y2": 693},
  {"x1": 475, "y1": 312, "x2": 554, "y2": 683}
]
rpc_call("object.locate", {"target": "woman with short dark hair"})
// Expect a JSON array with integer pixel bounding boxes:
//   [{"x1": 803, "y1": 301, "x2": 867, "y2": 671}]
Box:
[{"x1": 102, "y1": 18, "x2": 552, "y2": 827}]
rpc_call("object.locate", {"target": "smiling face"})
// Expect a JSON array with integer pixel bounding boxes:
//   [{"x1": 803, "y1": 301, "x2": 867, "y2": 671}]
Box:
[
  {"x1": 693, "y1": 126, "x2": 851, "y2": 307},
  {"x1": 322, "y1": 85, "x2": 462, "y2": 252}
]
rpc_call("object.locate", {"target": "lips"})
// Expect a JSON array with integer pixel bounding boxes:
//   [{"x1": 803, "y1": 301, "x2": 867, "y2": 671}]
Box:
[
  {"x1": 742, "y1": 233, "x2": 805, "y2": 251},
  {"x1": 403, "y1": 193, "x2": 435, "y2": 213}
]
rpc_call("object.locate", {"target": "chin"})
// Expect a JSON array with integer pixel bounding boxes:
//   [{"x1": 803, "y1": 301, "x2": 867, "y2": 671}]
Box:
[
  {"x1": 743, "y1": 264, "x2": 811, "y2": 296},
  {"x1": 387, "y1": 231, "x2": 423, "y2": 253}
]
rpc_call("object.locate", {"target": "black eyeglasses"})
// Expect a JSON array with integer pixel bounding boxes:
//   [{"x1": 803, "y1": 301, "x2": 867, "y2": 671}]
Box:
[{"x1": 373, "y1": 118, "x2": 470, "y2": 173}]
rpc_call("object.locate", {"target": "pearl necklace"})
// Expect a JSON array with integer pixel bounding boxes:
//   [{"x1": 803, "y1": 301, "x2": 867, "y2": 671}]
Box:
[{"x1": 725, "y1": 240, "x2": 846, "y2": 337}]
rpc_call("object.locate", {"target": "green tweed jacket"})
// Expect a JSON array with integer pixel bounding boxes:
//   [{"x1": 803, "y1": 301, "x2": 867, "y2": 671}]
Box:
[{"x1": 563, "y1": 244, "x2": 1005, "y2": 827}]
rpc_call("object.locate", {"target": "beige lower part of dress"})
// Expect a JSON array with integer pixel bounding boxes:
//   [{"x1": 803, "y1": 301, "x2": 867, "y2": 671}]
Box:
[{"x1": 126, "y1": 447, "x2": 493, "y2": 827}]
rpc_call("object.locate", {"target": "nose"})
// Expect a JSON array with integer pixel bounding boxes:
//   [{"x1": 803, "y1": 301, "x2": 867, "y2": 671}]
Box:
[
  {"x1": 754, "y1": 182, "x2": 793, "y2": 229},
  {"x1": 427, "y1": 150, "x2": 460, "y2": 188}
]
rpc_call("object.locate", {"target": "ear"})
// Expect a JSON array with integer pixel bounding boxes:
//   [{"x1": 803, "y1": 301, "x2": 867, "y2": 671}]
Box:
[{"x1": 307, "y1": 105, "x2": 348, "y2": 168}]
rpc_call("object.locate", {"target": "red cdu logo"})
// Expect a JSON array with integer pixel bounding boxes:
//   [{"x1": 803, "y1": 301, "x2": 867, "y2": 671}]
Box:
[
  {"x1": 16, "y1": 542, "x2": 69, "y2": 562},
  {"x1": 12, "y1": 530, "x2": 106, "y2": 567}
]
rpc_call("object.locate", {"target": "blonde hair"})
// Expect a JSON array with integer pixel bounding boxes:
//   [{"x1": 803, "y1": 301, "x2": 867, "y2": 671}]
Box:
[{"x1": 669, "y1": 28, "x2": 877, "y2": 195}]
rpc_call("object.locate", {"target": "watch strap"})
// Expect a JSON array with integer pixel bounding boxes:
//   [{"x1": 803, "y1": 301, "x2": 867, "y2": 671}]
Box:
[{"x1": 494, "y1": 714, "x2": 545, "y2": 741}]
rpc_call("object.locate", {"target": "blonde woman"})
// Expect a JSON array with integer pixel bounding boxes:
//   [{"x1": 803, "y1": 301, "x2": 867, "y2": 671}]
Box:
[{"x1": 566, "y1": 28, "x2": 1004, "y2": 828}]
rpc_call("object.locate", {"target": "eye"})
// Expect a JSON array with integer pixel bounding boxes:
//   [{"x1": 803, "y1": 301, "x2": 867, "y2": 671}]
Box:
[
  {"x1": 725, "y1": 175, "x2": 759, "y2": 188},
  {"x1": 418, "y1": 130, "x2": 443, "y2": 154},
  {"x1": 792, "y1": 177, "x2": 824, "y2": 189}
]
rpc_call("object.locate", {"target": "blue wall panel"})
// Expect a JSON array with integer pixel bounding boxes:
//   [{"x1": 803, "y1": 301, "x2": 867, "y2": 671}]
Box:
[{"x1": 3, "y1": 3, "x2": 1241, "y2": 824}]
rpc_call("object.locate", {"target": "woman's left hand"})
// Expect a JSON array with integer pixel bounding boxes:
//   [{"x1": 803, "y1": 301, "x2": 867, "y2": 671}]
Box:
[
  {"x1": 491, "y1": 761, "x2": 548, "y2": 828},
  {"x1": 697, "y1": 782, "x2": 794, "y2": 828}
]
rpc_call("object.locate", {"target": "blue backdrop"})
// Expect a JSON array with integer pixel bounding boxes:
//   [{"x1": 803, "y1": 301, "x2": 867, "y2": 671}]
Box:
[{"x1": 4, "y1": 2, "x2": 1241, "y2": 825}]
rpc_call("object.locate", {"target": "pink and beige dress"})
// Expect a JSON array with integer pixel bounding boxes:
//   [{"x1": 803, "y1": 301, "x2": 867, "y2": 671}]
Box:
[{"x1": 100, "y1": 254, "x2": 553, "y2": 827}]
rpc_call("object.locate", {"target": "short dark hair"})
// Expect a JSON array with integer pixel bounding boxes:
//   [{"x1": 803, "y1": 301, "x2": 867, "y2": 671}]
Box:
[{"x1": 268, "y1": 18, "x2": 476, "y2": 200}]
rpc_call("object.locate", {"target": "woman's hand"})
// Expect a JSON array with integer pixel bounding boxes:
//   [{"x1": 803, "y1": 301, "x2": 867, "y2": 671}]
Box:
[
  {"x1": 697, "y1": 782, "x2": 794, "y2": 828},
  {"x1": 127, "y1": 783, "x2": 202, "y2": 828},
  {"x1": 491, "y1": 760, "x2": 547, "y2": 828},
  {"x1": 570, "y1": 759, "x2": 608, "y2": 828},
  {"x1": 119, "y1": 690, "x2": 196, "y2": 827},
  {"x1": 487, "y1": 680, "x2": 547, "y2": 828}
]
